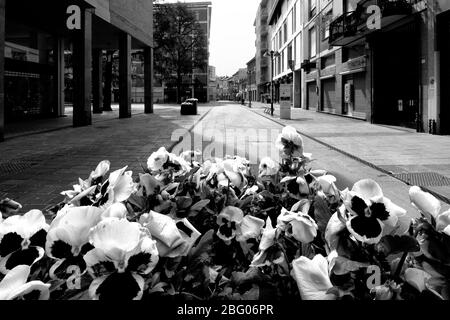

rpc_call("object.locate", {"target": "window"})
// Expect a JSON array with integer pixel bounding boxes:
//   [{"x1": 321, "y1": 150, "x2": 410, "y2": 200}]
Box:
[
  {"x1": 293, "y1": 5, "x2": 297, "y2": 33},
  {"x1": 293, "y1": 38, "x2": 297, "y2": 64},
  {"x1": 278, "y1": 30, "x2": 282, "y2": 48},
  {"x1": 309, "y1": 27, "x2": 317, "y2": 58},
  {"x1": 282, "y1": 51, "x2": 285, "y2": 72},
  {"x1": 309, "y1": 0, "x2": 316, "y2": 19},
  {"x1": 284, "y1": 22, "x2": 288, "y2": 43}
]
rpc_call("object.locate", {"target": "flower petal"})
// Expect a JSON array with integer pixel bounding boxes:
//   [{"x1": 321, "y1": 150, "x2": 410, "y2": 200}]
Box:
[
  {"x1": 236, "y1": 215, "x2": 265, "y2": 242},
  {"x1": 288, "y1": 214, "x2": 318, "y2": 243},
  {"x1": 139, "y1": 211, "x2": 182, "y2": 248},
  {"x1": 89, "y1": 218, "x2": 143, "y2": 261},
  {"x1": 0, "y1": 210, "x2": 49, "y2": 241},
  {"x1": 101, "y1": 203, "x2": 128, "y2": 219},
  {"x1": 110, "y1": 171, "x2": 134, "y2": 203},
  {"x1": 147, "y1": 147, "x2": 169, "y2": 172},
  {"x1": 90, "y1": 160, "x2": 111, "y2": 180},
  {"x1": 89, "y1": 272, "x2": 145, "y2": 300},
  {"x1": 404, "y1": 268, "x2": 432, "y2": 293},
  {"x1": 0, "y1": 265, "x2": 30, "y2": 299},
  {"x1": 352, "y1": 179, "x2": 384, "y2": 201},
  {"x1": 46, "y1": 206, "x2": 103, "y2": 258},
  {"x1": 325, "y1": 207, "x2": 347, "y2": 252},
  {"x1": 138, "y1": 173, "x2": 162, "y2": 196},
  {"x1": 409, "y1": 186, "x2": 441, "y2": 222},
  {"x1": 259, "y1": 217, "x2": 276, "y2": 251},
  {"x1": 346, "y1": 216, "x2": 384, "y2": 244},
  {"x1": 217, "y1": 206, "x2": 244, "y2": 225},
  {"x1": 126, "y1": 237, "x2": 159, "y2": 274},
  {"x1": 291, "y1": 255, "x2": 335, "y2": 300},
  {"x1": 0, "y1": 247, "x2": 45, "y2": 274},
  {"x1": 436, "y1": 209, "x2": 450, "y2": 233},
  {"x1": 84, "y1": 248, "x2": 116, "y2": 277}
]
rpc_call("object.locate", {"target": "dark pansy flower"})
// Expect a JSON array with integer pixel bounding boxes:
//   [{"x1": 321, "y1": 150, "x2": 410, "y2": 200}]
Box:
[
  {"x1": 342, "y1": 179, "x2": 406, "y2": 244},
  {"x1": 216, "y1": 206, "x2": 264, "y2": 244},
  {"x1": 45, "y1": 206, "x2": 103, "y2": 279},
  {"x1": 84, "y1": 218, "x2": 159, "y2": 300},
  {"x1": 0, "y1": 210, "x2": 49, "y2": 274}
]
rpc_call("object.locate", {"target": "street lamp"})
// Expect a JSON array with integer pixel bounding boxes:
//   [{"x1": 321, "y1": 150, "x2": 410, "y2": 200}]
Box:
[{"x1": 264, "y1": 50, "x2": 280, "y2": 116}]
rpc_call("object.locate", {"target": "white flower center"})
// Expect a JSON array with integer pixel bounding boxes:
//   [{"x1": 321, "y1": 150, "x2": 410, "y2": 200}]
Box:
[{"x1": 21, "y1": 238, "x2": 30, "y2": 249}]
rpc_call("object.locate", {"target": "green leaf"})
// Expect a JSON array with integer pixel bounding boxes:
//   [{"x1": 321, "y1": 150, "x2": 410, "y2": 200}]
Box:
[
  {"x1": 190, "y1": 199, "x2": 210, "y2": 212},
  {"x1": 187, "y1": 229, "x2": 214, "y2": 265},
  {"x1": 176, "y1": 196, "x2": 193, "y2": 210},
  {"x1": 377, "y1": 235, "x2": 420, "y2": 256},
  {"x1": 314, "y1": 195, "x2": 332, "y2": 234},
  {"x1": 231, "y1": 268, "x2": 271, "y2": 287}
]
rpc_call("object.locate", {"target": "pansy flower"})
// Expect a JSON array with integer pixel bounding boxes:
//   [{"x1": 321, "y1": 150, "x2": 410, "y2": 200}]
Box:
[
  {"x1": 0, "y1": 210, "x2": 49, "y2": 274},
  {"x1": 139, "y1": 211, "x2": 201, "y2": 258},
  {"x1": 84, "y1": 218, "x2": 159, "y2": 300},
  {"x1": 291, "y1": 254, "x2": 336, "y2": 300},
  {"x1": 342, "y1": 179, "x2": 406, "y2": 244},
  {"x1": 409, "y1": 186, "x2": 442, "y2": 223},
  {"x1": 0, "y1": 198, "x2": 22, "y2": 219},
  {"x1": 0, "y1": 265, "x2": 50, "y2": 300},
  {"x1": 45, "y1": 206, "x2": 103, "y2": 279},
  {"x1": 250, "y1": 217, "x2": 285, "y2": 269},
  {"x1": 216, "y1": 206, "x2": 265, "y2": 244},
  {"x1": 216, "y1": 158, "x2": 249, "y2": 189},
  {"x1": 61, "y1": 160, "x2": 110, "y2": 202},
  {"x1": 147, "y1": 147, "x2": 170, "y2": 172},
  {"x1": 277, "y1": 207, "x2": 318, "y2": 244},
  {"x1": 258, "y1": 157, "x2": 279, "y2": 177},
  {"x1": 180, "y1": 150, "x2": 202, "y2": 166},
  {"x1": 100, "y1": 166, "x2": 134, "y2": 207},
  {"x1": 275, "y1": 126, "x2": 304, "y2": 158}
]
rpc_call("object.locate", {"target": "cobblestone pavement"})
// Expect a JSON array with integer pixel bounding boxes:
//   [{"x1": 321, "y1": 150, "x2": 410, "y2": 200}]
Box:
[
  {"x1": 0, "y1": 104, "x2": 213, "y2": 212},
  {"x1": 0, "y1": 102, "x2": 448, "y2": 216},
  {"x1": 249, "y1": 101, "x2": 450, "y2": 205}
]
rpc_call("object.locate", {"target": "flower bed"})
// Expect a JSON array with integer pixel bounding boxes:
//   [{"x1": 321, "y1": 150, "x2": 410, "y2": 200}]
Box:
[{"x1": 0, "y1": 126, "x2": 449, "y2": 300}]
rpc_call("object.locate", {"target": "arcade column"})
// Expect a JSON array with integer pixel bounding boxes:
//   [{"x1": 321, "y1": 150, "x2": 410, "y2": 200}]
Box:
[
  {"x1": 72, "y1": 7, "x2": 93, "y2": 127},
  {"x1": 119, "y1": 32, "x2": 131, "y2": 118},
  {"x1": 144, "y1": 46, "x2": 153, "y2": 114},
  {"x1": 0, "y1": 0, "x2": 5, "y2": 141},
  {"x1": 92, "y1": 48, "x2": 103, "y2": 114}
]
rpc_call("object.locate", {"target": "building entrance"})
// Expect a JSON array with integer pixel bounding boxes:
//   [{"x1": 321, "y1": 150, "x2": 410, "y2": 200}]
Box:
[
  {"x1": 438, "y1": 10, "x2": 450, "y2": 135},
  {"x1": 372, "y1": 21, "x2": 420, "y2": 129}
]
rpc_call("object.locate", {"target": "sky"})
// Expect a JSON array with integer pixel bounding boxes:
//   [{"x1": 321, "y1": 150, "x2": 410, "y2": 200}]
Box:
[
  {"x1": 168, "y1": 0, "x2": 261, "y2": 77},
  {"x1": 208, "y1": 0, "x2": 260, "y2": 77}
]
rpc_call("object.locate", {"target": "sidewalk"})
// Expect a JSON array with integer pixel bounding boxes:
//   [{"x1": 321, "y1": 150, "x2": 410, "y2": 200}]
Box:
[
  {"x1": 250, "y1": 101, "x2": 450, "y2": 204},
  {"x1": 0, "y1": 104, "x2": 212, "y2": 212}
]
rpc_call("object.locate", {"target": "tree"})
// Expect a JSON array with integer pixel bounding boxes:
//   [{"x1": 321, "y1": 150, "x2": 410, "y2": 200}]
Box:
[{"x1": 153, "y1": 2, "x2": 208, "y2": 104}]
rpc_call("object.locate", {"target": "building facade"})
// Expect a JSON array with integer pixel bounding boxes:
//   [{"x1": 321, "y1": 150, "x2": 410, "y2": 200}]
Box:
[
  {"x1": 153, "y1": 1, "x2": 212, "y2": 104},
  {"x1": 246, "y1": 56, "x2": 257, "y2": 102},
  {"x1": 0, "y1": 0, "x2": 154, "y2": 141},
  {"x1": 263, "y1": 0, "x2": 449, "y2": 135},
  {"x1": 208, "y1": 65, "x2": 217, "y2": 101},
  {"x1": 254, "y1": 0, "x2": 273, "y2": 102}
]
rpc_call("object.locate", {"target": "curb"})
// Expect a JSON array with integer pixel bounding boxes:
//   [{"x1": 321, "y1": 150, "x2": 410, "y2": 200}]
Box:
[{"x1": 246, "y1": 105, "x2": 450, "y2": 205}]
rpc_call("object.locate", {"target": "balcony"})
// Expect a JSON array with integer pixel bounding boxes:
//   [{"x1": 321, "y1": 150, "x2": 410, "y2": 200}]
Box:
[{"x1": 329, "y1": 0, "x2": 415, "y2": 46}]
